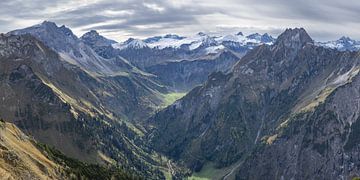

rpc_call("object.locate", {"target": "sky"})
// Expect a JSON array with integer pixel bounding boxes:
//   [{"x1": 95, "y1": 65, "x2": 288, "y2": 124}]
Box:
[{"x1": 0, "y1": 0, "x2": 359, "y2": 42}]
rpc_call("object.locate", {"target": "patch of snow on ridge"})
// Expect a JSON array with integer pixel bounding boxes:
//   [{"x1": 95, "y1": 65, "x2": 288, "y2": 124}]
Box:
[
  {"x1": 115, "y1": 31, "x2": 277, "y2": 51},
  {"x1": 112, "y1": 38, "x2": 148, "y2": 50},
  {"x1": 205, "y1": 45, "x2": 225, "y2": 54},
  {"x1": 316, "y1": 36, "x2": 360, "y2": 51},
  {"x1": 147, "y1": 38, "x2": 184, "y2": 49},
  {"x1": 331, "y1": 66, "x2": 360, "y2": 86},
  {"x1": 189, "y1": 41, "x2": 203, "y2": 50},
  {"x1": 145, "y1": 33, "x2": 205, "y2": 49}
]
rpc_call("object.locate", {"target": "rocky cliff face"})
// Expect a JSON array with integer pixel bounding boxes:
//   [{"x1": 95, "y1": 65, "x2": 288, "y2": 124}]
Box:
[
  {"x1": 147, "y1": 28, "x2": 360, "y2": 179},
  {"x1": 80, "y1": 30, "x2": 119, "y2": 59},
  {"x1": 237, "y1": 70, "x2": 360, "y2": 180}
]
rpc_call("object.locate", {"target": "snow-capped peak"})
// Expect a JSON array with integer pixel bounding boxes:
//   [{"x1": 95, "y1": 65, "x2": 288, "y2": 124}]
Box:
[
  {"x1": 339, "y1": 36, "x2": 353, "y2": 42},
  {"x1": 144, "y1": 34, "x2": 184, "y2": 43},
  {"x1": 115, "y1": 31, "x2": 276, "y2": 52},
  {"x1": 82, "y1": 30, "x2": 100, "y2": 37},
  {"x1": 187, "y1": 33, "x2": 218, "y2": 50},
  {"x1": 113, "y1": 38, "x2": 148, "y2": 50},
  {"x1": 163, "y1": 34, "x2": 184, "y2": 39},
  {"x1": 317, "y1": 36, "x2": 360, "y2": 51},
  {"x1": 197, "y1": 32, "x2": 207, "y2": 36},
  {"x1": 245, "y1": 33, "x2": 275, "y2": 43},
  {"x1": 246, "y1": 33, "x2": 261, "y2": 40},
  {"x1": 199, "y1": 35, "x2": 217, "y2": 46},
  {"x1": 236, "y1": 32, "x2": 244, "y2": 36},
  {"x1": 337, "y1": 36, "x2": 356, "y2": 46}
]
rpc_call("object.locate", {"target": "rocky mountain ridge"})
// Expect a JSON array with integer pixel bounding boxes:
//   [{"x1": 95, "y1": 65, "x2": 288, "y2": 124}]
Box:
[
  {"x1": 147, "y1": 28, "x2": 360, "y2": 179},
  {"x1": 0, "y1": 33, "x2": 169, "y2": 179},
  {"x1": 8, "y1": 21, "x2": 168, "y2": 122}
]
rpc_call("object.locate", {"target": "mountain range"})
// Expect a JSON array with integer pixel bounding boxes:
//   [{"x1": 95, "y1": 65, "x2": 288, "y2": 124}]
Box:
[{"x1": 1, "y1": 21, "x2": 360, "y2": 180}]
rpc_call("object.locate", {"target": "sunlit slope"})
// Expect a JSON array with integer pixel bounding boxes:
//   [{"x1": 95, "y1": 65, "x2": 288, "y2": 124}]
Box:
[{"x1": 0, "y1": 120, "x2": 64, "y2": 179}]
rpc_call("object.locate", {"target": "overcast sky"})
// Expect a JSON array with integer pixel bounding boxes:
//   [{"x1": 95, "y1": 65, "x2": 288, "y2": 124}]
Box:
[{"x1": 0, "y1": 0, "x2": 359, "y2": 41}]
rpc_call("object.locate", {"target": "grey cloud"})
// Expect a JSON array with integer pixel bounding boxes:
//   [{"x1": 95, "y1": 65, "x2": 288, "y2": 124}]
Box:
[
  {"x1": 0, "y1": 0, "x2": 359, "y2": 41},
  {"x1": 231, "y1": 0, "x2": 360, "y2": 24},
  {"x1": 57, "y1": 0, "x2": 214, "y2": 28},
  {"x1": 0, "y1": 0, "x2": 66, "y2": 18},
  {"x1": 49, "y1": 0, "x2": 217, "y2": 38}
]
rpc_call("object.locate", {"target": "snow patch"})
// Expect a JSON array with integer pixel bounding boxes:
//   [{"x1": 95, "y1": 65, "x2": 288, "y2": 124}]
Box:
[
  {"x1": 112, "y1": 39, "x2": 148, "y2": 50},
  {"x1": 116, "y1": 32, "x2": 276, "y2": 52}
]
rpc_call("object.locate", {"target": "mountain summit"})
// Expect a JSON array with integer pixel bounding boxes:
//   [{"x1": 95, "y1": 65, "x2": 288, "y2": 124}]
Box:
[
  {"x1": 9, "y1": 21, "x2": 79, "y2": 53},
  {"x1": 81, "y1": 30, "x2": 117, "y2": 47},
  {"x1": 275, "y1": 28, "x2": 313, "y2": 49}
]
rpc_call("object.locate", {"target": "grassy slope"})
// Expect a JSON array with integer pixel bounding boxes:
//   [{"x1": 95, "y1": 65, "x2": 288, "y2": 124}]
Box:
[
  {"x1": 187, "y1": 163, "x2": 221, "y2": 180},
  {"x1": 161, "y1": 92, "x2": 187, "y2": 108},
  {"x1": 0, "y1": 118, "x2": 136, "y2": 180},
  {"x1": 0, "y1": 120, "x2": 64, "y2": 179}
]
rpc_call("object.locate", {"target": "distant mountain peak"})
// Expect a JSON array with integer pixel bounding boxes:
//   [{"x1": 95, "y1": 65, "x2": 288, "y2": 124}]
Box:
[
  {"x1": 8, "y1": 20, "x2": 79, "y2": 48},
  {"x1": 17, "y1": 20, "x2": 78, "y2": 40},
  {"x1": 275, "y1": 28, "x2": 313, "y2": 48},
  {"x1": 113, "y1": 38, "x2": 148, "y2": 50},
  {"x1": 261, "y1": 33, "x2": 274, "y2": 43},
  {"x1": 128, "y1": 39, "x2": 148, "y2": 49},
  {"x1": 81, "y1": 30, "x2": 100, "y2": 40},
  {"x1": 39, "y1": 21, "x2": 74, "y2": 36},
  {"x1": 317, "y1": 35, "x2": 360, "y2": 51},
  {"x1": 246, "y1": 33, "x2": 261, "y2": 39},
  {"x1": 201, "y1": 35, "x2": 217, "y2": 43},
  {"x1": 123, "y1": 38, "x2": 133, "y2": 43},
  {"x1": 197, "y1": 32, "x2": 207, "y2": 36},
  {"x1": 40, "y1": 20, "x2": 58, "y2": 27},
  {"x1": 338, "y1": 36, "x2": 355, "y2": 44},
  {"x1": 245, "y1": 33, "x2": 275, "y2": 44},
  {"x1": 81, "y1": 30, "x2": 117, "y2": 47},
  {"x1": 87, "y1": 30, "x2": 99, "y2": 35},
  {"x1": 163, "y1": 34, "x2": 184, "y2": 39},
  {"x1": 41, "y1": 20, "x2": 53, "y2": 24},
  {"x1": 59, "y1": 25, "x2": 75, "y2": 37},
  {"x1": 236, "y1": 32, "x2": 244, "y2": 36}
]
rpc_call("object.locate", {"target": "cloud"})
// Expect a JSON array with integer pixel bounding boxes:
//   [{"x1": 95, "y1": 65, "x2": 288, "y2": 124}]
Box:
[{"x1": 0, "y1": 0, "x2": 359, "y2": 41}]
